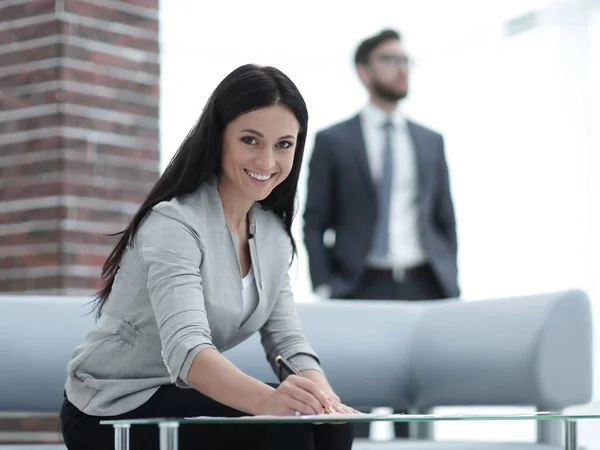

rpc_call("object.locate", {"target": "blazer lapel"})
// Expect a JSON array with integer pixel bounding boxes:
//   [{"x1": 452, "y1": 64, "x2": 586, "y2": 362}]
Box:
[
  {"x1": 237, "y1": 206, "x2": 269, "y2": 333},
  {"x1": 348, "y1": 115, "x2": 377, "y2": 196},
  {"x1": 406, "y1": 120, "x2": 427, "y2": 210}
]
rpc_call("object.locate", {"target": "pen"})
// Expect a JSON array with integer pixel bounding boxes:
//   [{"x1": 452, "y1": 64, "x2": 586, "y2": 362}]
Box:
[{"x1": 275, "y1": 355, "x2": 336, "y2": 414}]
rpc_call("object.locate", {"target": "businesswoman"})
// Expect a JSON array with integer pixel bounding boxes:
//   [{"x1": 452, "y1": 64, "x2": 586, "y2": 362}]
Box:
[{"x1": 60, "y1": 64, "x2": 356, "y2": 450}]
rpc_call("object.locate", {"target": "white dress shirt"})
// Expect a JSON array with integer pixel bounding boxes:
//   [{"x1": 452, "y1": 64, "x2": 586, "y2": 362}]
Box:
[{"x1": 360, "y1": 102, "x2": 426, "y2": 271}]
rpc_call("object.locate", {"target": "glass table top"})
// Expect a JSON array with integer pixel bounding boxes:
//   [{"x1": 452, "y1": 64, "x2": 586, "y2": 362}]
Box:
[{"x1": 101, "y1": 411, "x2": 600, "y2": 426}]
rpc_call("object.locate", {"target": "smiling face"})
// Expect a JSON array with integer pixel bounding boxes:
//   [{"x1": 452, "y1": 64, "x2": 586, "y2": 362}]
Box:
[{"x1": 219, "y1": 104, "x2": 300, "y2": 205}]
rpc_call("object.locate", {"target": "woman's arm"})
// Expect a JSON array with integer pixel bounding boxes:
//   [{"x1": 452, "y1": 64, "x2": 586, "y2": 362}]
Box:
[
  {"x1": 139, "y1": 211, "x2": 216, "y2": 385},
  {"x1": 260, "y1": 272, "x2": 323, "y2": 377},
  {"x1": 187, "y1": 348, "x2": 334, "y2": 416},
  {"x1": 187, "y1": 348, "x2": 274, "y2": 415},
  {"x1": 259, "y1": 268, "x2": 358, "y2": 415}
]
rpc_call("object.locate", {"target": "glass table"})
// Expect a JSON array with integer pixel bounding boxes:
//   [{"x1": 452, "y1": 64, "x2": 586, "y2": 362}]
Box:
[{"x1": 101, "y1": 411, "x2": 600, "y2": 450}]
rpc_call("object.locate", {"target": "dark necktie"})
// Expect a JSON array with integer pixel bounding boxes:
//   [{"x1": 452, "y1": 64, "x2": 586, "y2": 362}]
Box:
[{"x1": 371, "y1": 119, "x2": 394, "y2": 259}]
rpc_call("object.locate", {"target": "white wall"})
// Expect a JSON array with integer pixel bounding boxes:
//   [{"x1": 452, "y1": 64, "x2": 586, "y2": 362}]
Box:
[
  {"x1": 593, "y1": 10, "x2": 600, "y2": 350},
  {"x1": 159, "y1": 0, "x2": 599, "y2": 411}
]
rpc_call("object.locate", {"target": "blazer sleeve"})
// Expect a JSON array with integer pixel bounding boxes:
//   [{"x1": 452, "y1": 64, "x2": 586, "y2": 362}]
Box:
[
  {"x1": 435, "y1": 137, "x2": 458, "y2": 258},
  {"x1": 137, "y1": 210, "x2": 216, "y2": 387},
  {"x1": 259, "y1": 271, "x2": 323, "y2": 379},
  {"x1": 303, "y1": 131, "x2": 336, "y2": 289}
]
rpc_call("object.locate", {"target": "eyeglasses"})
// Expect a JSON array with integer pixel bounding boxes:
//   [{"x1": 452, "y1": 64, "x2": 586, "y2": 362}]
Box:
[{"x1": 373, "y1": 53, "x2": 413, "y2": 67}]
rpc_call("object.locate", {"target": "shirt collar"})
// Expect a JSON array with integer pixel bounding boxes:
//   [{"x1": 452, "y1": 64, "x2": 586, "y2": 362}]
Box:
[{"x1": 362, "y1": 101, "x2": 407, "y2": 129}]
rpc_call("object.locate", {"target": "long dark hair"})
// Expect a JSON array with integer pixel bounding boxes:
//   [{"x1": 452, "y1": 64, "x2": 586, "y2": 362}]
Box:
[{"x1": 92, "y1": 64, "x2": 309, "y2": 317}]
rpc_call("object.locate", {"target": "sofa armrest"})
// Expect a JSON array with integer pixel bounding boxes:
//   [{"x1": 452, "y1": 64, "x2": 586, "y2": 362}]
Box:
[{"x1": 408, "y1": 290, "x2": 593, "y2": 410}]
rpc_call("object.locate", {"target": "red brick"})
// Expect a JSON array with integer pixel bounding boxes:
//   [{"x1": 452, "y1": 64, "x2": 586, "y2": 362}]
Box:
[
  {"x1": 62, "y1": 43, "x2": 160, "y2": 74},
  {"x1": 0, "y1": 206, "x2": 66, "y2": 225},
  {"x1": 0, "y1": 0, "x2": 159, "y2": 294},
  {"x1": 1, "y1": 203, "x2": 139, "y2": 226},
  {"x1": 0, "y1": 89, "x2": 158, "y2": 119},
  {"x1": 2, "y1": 275, "x2": 103, "y2": 292},
  {"x1": 62, "y1": 158, "x2": 159, "y2": 183},
  {"x1": 0, "y1": 113, "x2": 61, "y2": 134},
  {"x1": 0, "y1": 229, "x2": 61, "y2": 248},
  {"x1": 0, "y1": 156, "x2": 61, "y2": 180},
  {"x1": 0, "y1": 19, "x2": 59, "y2": 45},
  {"x1": 0, "y1": 43, "x2": 61, "y2": 68},
  {"x1": 56, "y1": 252, "x2": 107, "y2": 268},
  {"x1": 0, "y1": 230, "x2": 122, "y2": 249},
  {"x1": 63, "y1": 230, "x2": 123, "y2": 246},
  {"x1": 0, "y1": 111, "x2": 157, "y2": 139},
  {"x1": 0, "y1": 88, "x2": 62, "y2": 111},
  {"x1": 62, "y1": 22, "x2": 159, "y2": 53},
  {"x1": 0, "y1": 178, "x2": 152, "y2": 203},
  {"x1": 64, "y1": 0, "x2": 159, "y2": 33},
  {"x1": 0, "y1": 253, "x2": 61, "y2": 271},
  {"x1": 73, "y1": 205, "x2": 139, "y2": 222},
  {"x1": 63, "y1": 181, "x2": 152, "y2": 204},
  {"x1": 3, "y1": 0, "x2": 55, "y2": 22},
  {"x1": 61, "y1": 113, "x2": 158, "y2": 139},
  {"x1": 0, "y1": 180, "x2": 62, "y2": 202},
  {"x1": 60, "y1": 64, "x2": 157, "y2": 95},
  {"x1": 0, "y1": 66, "x2": 61, "y2": 89},
  {"x1": 0, "y1": 137, "x2": 60, "y2": 157},
  {"x1": 67, "y1": 139, "x2": 159, "y2": 161}
]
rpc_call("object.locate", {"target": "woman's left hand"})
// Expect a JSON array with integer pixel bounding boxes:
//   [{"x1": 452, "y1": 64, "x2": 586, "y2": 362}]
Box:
[
  {"x1": 299, "y1": 370, "x2": 361, "y2": 422},
  {"x1": 313, "y1": 400, "x2": 361, "y2": 425},
  {"x1": 329, "y1": 401, "x2": 361, "y2": 415}
]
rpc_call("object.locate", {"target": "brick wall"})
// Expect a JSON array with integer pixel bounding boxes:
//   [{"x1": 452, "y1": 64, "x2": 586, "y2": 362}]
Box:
[{"x1": 0, "y1": 0, "x2": 160, "y2": 294}]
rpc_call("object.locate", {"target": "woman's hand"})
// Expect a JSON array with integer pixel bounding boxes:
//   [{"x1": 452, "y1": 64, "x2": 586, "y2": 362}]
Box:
[
  {"x1": 330, "y1": 401, "x2": 361, "y2": 415},
  {"x1": 262, "y1": 375, "x2": 334, "y2": 416},
  {"x1": 299, "y1": 370, "x2": 360, "y2": 414},
  {"x1": 297, "y1": 369, "x2": 361, "y2": 424}
]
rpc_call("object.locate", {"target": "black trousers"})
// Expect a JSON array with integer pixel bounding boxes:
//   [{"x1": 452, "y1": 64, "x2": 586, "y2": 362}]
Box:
[
  {"x1": 60, "y1": 384, "x2": 354, "y2": 450},
  {"x1": 347, "y1": 263, "x2": 446, "y2": 439}
]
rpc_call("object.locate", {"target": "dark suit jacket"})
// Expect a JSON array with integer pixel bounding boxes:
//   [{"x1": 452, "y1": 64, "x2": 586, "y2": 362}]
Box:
[{"x1": 303, "y1": 114, "x2": 460, "y2": 299}]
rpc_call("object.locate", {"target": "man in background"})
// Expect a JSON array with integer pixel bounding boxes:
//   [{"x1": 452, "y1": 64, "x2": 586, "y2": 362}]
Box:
[{"x1": 303, "y1": 29, "x2": 460, "y2": 438}]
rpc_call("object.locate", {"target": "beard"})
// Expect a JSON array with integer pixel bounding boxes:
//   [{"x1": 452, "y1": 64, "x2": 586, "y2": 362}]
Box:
[{"x1": 372, "y1": 78, "x2": 407, "y2": 102}]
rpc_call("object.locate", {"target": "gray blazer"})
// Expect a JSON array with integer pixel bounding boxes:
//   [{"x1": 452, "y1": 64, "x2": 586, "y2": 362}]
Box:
[{"x1": 65, "y1": 176, "x2": 322, "y2": 416}]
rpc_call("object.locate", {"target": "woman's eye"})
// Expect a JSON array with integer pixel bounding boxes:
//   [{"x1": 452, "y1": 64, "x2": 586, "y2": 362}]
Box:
[
  {"x1": 241, "y1": 136, "x2": 257, "y2": 145},
  {"x1": 277, "y1": 140, "x2": 293, "y2": 149}
]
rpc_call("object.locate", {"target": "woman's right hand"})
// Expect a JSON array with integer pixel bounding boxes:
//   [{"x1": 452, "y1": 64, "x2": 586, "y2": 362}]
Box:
[{"x1": 262, "y1": 375, "x2": 333, "y2": 416}]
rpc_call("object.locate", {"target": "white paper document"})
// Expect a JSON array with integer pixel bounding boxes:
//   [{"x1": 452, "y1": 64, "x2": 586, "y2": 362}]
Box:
[{"x1": 185, "y1": 411, "x2": 557, "y2": 421}]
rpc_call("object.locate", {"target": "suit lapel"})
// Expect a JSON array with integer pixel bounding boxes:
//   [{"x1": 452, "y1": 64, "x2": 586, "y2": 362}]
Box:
[
  {"x1": 348, "y1": 115, "x2": 377, "y2": 196},
  {"x1": 407, "y1": 120, "x2": 428, "y2": 210}
]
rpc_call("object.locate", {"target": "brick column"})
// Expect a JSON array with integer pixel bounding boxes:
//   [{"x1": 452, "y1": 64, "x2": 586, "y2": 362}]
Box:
[{"x1": 0, "y1": 0, "x2": 160, "y2": 295}]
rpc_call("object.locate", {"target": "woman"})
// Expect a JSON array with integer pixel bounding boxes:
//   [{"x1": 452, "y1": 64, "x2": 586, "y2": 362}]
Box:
[{"x1": 59, "y1": 64, "x2": 356, "y2": 450}]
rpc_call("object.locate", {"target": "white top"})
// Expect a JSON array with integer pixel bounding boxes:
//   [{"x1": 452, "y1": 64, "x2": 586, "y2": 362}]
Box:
[
  {"x1": 360, "y1": 101, "x2": 426, "y2": 270},
  {"x1": 241, "y1": 265, "x2": 259, "y2": 322}
]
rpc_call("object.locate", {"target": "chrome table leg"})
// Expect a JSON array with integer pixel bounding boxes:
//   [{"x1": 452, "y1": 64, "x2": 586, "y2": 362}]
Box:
[
  {"x1": 159, "y1": 422, "x2": 179, "y2": 450},
  {"x1": 114, "y1": 424, "x2": 130, "y2": 450},
  {"x1": 564, "y1": 419, "x2": 577, "y2": 450}
]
